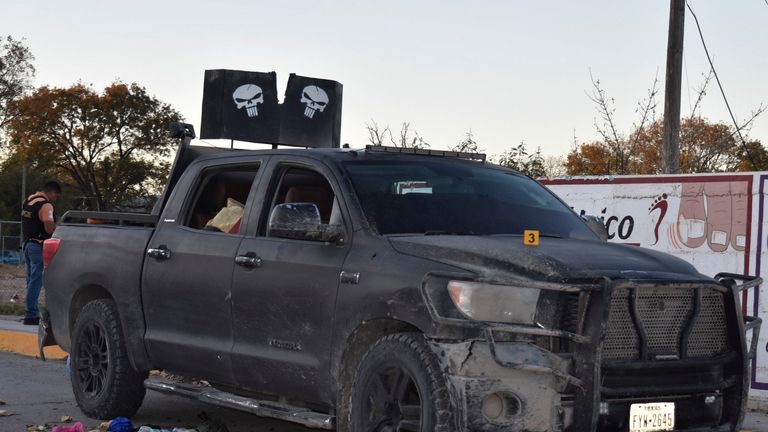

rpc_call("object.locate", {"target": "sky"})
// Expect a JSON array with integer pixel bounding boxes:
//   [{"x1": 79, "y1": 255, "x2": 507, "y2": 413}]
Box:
[{"x1": 2, "y1": 0, "x2": 767, "y2": 158}]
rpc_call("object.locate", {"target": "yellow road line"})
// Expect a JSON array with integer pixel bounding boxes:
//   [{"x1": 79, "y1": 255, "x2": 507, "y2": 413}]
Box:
[{"x1": 0, "y1": 330, "x2": 67, "y2": 360}]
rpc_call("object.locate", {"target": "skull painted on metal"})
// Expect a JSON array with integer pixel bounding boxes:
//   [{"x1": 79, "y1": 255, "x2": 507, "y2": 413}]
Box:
[
  {"x1": 299, "y1": 85, "x2": 329, "y2": 119},
  {"x1": 232, "y1": 84, "x2": 264, "y2": 118}
]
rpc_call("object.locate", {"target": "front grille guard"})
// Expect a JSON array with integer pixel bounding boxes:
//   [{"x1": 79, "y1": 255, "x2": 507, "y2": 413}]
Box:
[{"x1": 422, "y1": 274, "x2": 763, "y2": 431}]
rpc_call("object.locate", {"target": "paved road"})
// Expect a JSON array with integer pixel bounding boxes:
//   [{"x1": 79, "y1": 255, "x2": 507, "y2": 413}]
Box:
[
  {"x1": 0, "y1": 352, "x2": 313, "y2": 431},
  {"x1": 1, "y1": 351, "x2": 767, "y2": 431}
]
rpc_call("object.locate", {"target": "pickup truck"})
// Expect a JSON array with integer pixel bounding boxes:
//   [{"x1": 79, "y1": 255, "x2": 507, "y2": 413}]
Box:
[{"x1": 40, "y1": 124, "x2": 762, "y2": 432}]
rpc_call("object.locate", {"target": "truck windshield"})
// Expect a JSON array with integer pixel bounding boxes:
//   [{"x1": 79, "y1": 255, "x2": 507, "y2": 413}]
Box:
[{"x1": 343, "y1": 158, "x2": 596, "y2": 239}]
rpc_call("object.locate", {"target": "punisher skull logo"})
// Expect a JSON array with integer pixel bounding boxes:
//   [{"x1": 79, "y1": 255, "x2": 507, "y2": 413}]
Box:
[
  {"x1": 300, "y1": 85, "x2": 329, "y2": 119},
  {"x1": 232, "y1": 84, "x2": 264, "y2": 118}
]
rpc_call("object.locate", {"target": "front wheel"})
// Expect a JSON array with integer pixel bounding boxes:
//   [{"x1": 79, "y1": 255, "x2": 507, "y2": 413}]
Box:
[
  {"x1": 349, "y1": 333, "x2": 453, "y2": 432},
  {"x1": 70, "y1": 299, "x2": 147, "y2": 419}
]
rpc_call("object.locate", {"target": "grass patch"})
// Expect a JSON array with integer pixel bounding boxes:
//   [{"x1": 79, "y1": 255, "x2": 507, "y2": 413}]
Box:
[{"x1": 0, "y1": 301, "x2": 25, "y2": 316}]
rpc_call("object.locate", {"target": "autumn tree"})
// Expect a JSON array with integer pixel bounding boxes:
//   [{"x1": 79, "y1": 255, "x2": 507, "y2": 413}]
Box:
[
  {"x1": 0, "y1": 36, "x2": 35, "y2": 145},
  {"x1": 6, "y1": 82, "x2": 181, "y2": 210},
  {"x1": 566, "y1": 70, "x2": 766, "y2": 175}
]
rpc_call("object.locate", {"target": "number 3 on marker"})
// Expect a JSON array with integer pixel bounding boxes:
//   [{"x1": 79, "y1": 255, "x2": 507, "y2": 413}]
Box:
[{"x1": 524, "y1": 229, "x2": 540, "y2": 246}]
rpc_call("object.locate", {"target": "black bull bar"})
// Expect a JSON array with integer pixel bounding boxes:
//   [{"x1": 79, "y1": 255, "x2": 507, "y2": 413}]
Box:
[{"x1": 470, "y1": 274, "x2": 762, "y2": 431}]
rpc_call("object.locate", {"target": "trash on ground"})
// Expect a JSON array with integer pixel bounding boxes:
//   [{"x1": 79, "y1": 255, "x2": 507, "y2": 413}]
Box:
[
  {"x1": 61, "y1": 415, "x2": 73, "y2": 423},
  {"x1": 0, "y1": 409, "x2": 12, "y2": 416},
  {"x1": 107, "y1": 417, "x2": 133, "y2": 432},
  {"x1": 52, "y1": 422, "x2": 86, "y2": 432}
]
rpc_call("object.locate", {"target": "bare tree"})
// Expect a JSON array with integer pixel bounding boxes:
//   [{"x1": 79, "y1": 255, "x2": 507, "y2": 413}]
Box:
[
  {"x1": 586, "y1": 71, "x2": 659, "y2": 174},
  {"x1": 366, "y1": 120, "x2": 429, "y2": 149},
  {"x1": 365, "y1": 119, "x2": 391, "y2": 146},
  {"x1": 542, "y1": 155, "x2": 567, "y2": 177}
]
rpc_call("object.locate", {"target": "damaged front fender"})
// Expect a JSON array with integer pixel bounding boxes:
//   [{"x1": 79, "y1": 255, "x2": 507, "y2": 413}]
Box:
[{"x1": 429, "y1": 339, "x2": 574, "y2": 431}]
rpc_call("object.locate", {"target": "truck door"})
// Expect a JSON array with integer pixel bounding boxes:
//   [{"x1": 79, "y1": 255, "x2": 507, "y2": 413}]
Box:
[
  {"x1": 231, "y1": 159, "x2": 351, "y2": 404},
  {"x1": 142, "y1": 161, "x2": 264, "y2": 384}
]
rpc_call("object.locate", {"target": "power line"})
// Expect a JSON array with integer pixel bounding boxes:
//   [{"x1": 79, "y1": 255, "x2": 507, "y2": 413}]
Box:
[{"x1": 685, "y1": 1, "x2": 759, "y2": 170}]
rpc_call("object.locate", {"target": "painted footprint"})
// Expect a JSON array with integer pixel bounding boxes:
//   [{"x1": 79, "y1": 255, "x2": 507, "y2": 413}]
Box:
[
  {"x1": 674, "y1": 181, "x2": 749, "y2": 252},
  {"x1": 703, "y1": 182, "x2": 732, "y2": 253},
  {"x1": 649, "y1": 194, "x2": 668, "y2": 245},
  {"x1": 730, "y1": 181, "x2": 748, "y2": 251},
  {"x1": 677, "y1": 183, "x2": 707, "y2": 248}
]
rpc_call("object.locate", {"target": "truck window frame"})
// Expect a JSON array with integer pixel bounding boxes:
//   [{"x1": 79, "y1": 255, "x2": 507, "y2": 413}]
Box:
[
  {"x1": 179, "y1": 162, "x2": 262, "y2": 236},
  {"x1": 256, "y1": 162, "x2": 349, "y2": 242}
]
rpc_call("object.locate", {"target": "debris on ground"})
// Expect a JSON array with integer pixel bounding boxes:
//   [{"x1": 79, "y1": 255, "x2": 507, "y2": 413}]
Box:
[
  {"x1": 107, "y1": 417, "x2": 133, "y2": 432},
  {"x1": 0, "y1": 409, "x2": 12, "y2": 416},
  {"x1": 52, "y1": 422, "x2": 86, "y2": 432},
  {"x1": 137, "y1": 427, "x2": 198, "y2": 432},
  {"x1": 197, "y1": 412, "x2": 228, "y2": 432},
  {"x1": 26, "y1": 425, "x2": 46, "y2": 432},
  {"x1": 60, "y1": 415, "x2": 73, "y2": 423}
]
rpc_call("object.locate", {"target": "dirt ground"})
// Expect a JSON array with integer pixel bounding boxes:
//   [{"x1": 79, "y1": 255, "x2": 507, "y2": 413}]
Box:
[{"x1": 0, "y1": 264, "x2": 29, "y2": 315}]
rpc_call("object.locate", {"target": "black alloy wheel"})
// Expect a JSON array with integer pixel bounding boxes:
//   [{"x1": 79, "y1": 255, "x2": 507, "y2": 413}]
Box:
[
  {"x1": 74, "y1": 322, "x2": 110, "y2": 397},
  {"x1": 70, "y1": 299, "x2": 146, "y2": 419},
  {"x1": 361, "y1": 363, "x2": 422, "y2": 431},
  {"x1": 349, "y1": 333, "x2": 453, "y2": 432}
]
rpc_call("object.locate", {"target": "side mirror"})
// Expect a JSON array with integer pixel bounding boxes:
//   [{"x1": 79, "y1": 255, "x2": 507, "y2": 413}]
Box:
[
  {"x1": 268, "y1": 203, "x2": 344, "y2": 244},
  {"x1": 582, "y1": 215, "x2": 608, "y2": 242}
]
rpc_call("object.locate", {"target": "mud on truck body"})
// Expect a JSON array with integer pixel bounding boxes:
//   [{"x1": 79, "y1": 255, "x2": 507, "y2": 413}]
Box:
[{"x1": 39, "y1": 124, "x2": 762, "y2": 431}]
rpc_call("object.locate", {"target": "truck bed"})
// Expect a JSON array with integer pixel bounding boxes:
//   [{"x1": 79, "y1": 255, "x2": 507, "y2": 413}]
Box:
[{"x1": 44, "y1": 212, "x2": 157, "y2": 370}]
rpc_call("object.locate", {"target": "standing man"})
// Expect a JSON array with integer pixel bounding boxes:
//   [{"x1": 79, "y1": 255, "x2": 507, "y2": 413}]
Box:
[{"x1": 20, "y1": 181, "x2": 62, "y2": 325}]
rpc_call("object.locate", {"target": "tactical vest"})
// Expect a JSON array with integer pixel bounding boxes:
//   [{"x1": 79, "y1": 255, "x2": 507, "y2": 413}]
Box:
[{"x1": 21, "y1": 194, "x2": 52, "y2": 242}]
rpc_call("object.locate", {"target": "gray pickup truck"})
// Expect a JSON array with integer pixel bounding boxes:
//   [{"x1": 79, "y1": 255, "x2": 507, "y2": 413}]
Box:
[{"x1": 40, "y1": 124, "x2": 762, "y2": 431}]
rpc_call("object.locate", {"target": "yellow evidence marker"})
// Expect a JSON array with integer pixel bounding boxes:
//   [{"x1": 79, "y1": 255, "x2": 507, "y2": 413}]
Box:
[{"x1": 523, "y1": 229, "x2": 540, "y2": 246}]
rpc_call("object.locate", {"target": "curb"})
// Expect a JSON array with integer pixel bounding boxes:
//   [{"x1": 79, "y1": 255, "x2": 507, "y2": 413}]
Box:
[{"x1": 0, "y1": 329, "x2": 67, "y2": 360}]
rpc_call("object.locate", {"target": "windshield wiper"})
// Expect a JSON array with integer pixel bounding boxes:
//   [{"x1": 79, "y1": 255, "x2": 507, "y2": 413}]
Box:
[
  {"x1": 539, "y1": 232, "x2": 565, "y2": 239},
  {"x1": 423, "y1": 230, "x2": 475, "y2": 236}
]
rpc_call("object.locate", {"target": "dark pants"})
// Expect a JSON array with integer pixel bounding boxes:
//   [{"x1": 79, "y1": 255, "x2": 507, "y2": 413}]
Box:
[{"x1": 23, "y1": 241, "x2": 43, "y2": 320}]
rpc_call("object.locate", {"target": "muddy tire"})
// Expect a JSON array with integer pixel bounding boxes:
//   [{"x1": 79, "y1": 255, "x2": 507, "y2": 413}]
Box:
[
  {"x1": 70, "y1": 299, "x2": 147, "y2": 419},
  {"x1": 349, "y1": 333, "x2": 453, "y2": 432}
]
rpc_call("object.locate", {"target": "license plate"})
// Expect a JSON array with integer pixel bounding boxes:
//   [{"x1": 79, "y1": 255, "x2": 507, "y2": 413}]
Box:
[{"x1": 629, "y1": 402, "x2": 675, "y2": 432}]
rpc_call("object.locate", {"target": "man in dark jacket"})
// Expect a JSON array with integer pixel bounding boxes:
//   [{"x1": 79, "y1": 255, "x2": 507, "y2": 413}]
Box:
[{"x1": 20, "y1": 181, "x2": 62, "y2": 325}]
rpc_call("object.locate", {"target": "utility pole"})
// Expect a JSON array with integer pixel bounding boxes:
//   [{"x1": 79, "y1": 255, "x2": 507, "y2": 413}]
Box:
[{"x1": 661, "y1": 0, "x2": 686, "y2": 174}]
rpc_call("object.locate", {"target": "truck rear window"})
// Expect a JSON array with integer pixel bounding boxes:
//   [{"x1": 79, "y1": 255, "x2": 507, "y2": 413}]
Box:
[{"x1": 343, "y1": 158, "x2": 596, "y2": 239}]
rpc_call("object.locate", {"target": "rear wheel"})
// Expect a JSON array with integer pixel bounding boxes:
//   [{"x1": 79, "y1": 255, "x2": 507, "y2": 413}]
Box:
[
  {"x1": 70, "y1": 299, "x2": 147, "y2": 419},
  {"x1": 349, "y1": 333, "x2": 453, "y2": 432}
]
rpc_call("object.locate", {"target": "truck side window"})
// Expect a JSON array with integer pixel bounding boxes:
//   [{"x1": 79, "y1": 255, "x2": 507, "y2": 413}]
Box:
[
  {"x1": 264, "y1": 167, "x2": 342, "y2": 235},
  {"x1": 184, "y1": 167, "x2": 259, "y2": 234}
]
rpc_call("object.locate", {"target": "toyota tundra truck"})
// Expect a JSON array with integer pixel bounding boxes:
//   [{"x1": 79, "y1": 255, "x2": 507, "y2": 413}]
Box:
[{"x1": 39, "y1": 123, "x2": 762, "y2": 431}]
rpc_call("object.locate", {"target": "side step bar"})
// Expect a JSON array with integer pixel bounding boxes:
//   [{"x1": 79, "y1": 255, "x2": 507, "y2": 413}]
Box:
[{"x1": 144, "y1": 377, "x2": 335, "y2": 430}]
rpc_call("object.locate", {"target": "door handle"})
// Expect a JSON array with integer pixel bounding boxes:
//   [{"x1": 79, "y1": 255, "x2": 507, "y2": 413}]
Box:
[
  {"x1": 147, "y1": 246, "x2": 171, "y2": 260},
  {"x1": 235, "y1": 253, "x2": 262, "y2": 268}
]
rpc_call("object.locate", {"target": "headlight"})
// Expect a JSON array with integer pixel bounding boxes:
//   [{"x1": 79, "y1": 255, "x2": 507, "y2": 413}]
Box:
[{"x1": 447, "y1": 280, "x2": 541, "y2": 324}]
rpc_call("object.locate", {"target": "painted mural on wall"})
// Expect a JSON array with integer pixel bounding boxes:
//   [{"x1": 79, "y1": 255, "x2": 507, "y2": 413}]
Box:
[
  {"x1": 544, "y1": 174, "x2": 768, "y2": 398},
  {"x1": 545, "y1": 176, "x2": 752, "y2": 276}
]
